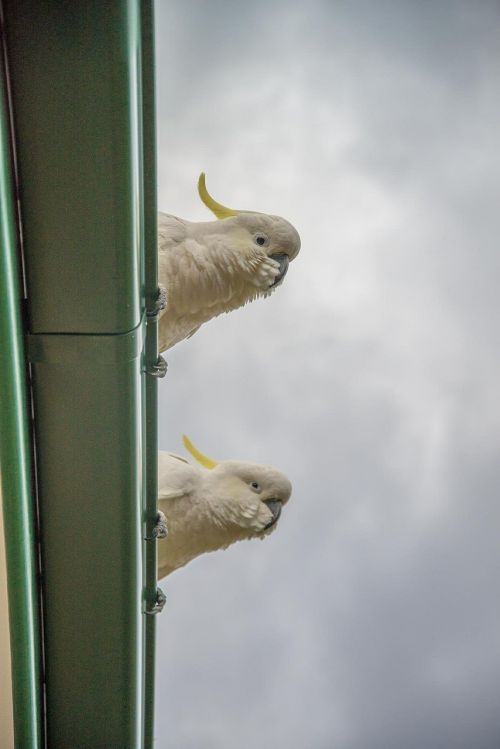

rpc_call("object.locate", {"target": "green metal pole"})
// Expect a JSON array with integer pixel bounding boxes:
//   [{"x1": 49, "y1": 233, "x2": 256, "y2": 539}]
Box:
[
  {"x1": 141, "y1": 3, "x2": 162, "y2": 745},
  {"x1": 0, "y1": 15, "x2": 43, "y2": 748},
  {"x1": 3, "y1": 1, "x2": 160, "y2": 745}
]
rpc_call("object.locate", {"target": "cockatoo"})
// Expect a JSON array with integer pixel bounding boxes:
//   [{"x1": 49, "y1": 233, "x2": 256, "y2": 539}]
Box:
[
  {"x1": 157, "y1": 174, "x2": 301, "y2": 351},
  {"x1": 157, "y1": 436, "x2": 292, "y2": 578}
]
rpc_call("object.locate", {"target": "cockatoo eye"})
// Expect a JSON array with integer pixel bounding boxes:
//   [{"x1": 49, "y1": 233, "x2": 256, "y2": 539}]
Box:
[
  {"x1": 254, "y1": 234, "x2": 268, "y2": 247},
  {"x1": 250, "y1": 481, "x2": 261, "y2": 492}
]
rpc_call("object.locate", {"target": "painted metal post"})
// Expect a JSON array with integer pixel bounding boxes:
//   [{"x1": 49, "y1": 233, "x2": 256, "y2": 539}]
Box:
[
  {"x1": 2, "y1": 1, "x2": 162, "y2": 746},
  {"x1": 140, "y1": 2, "x2": 162, "y2": 746},
  {"x1": 0, "y1": 13, "x2": 43, "y2": 747}
]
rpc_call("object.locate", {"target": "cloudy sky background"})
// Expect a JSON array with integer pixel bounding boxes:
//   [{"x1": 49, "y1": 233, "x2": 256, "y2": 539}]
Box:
[{"x1": 153, "y1": 2, "x2": 500, "y2": 747}]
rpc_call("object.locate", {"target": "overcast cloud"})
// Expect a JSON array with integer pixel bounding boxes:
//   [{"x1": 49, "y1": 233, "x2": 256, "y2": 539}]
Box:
[{"x1": 154, "y1": 2, "x2": 500, "y2": 747}]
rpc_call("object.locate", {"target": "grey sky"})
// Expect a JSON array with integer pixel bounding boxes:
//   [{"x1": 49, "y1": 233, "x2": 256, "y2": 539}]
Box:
[{"x1": 154, "y1": 2, "x2": 500, "y2": 747}]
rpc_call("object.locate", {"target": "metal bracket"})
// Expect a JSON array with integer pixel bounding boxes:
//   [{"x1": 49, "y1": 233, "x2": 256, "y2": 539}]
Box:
[
  {"x1": 146, "y1": 285, "x2": 167, "y2": 318},
  {"x1": 145, "y1": 587, "x2": 167, "y2": 615},
  {"x1": 144, "y1": 355, "x2": 167, "y2": 378},
  {"x1": 144, "y1": 511, "x2": 168, "y2": 541}
]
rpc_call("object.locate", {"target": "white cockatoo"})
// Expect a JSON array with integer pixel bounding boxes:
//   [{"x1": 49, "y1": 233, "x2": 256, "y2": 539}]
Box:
[
  {"x1": 157, "y1": 436, "x2": 292, "y2": 578},
  {"x1": 157, "y1": 174, "x2": 301, "y2": 351}
]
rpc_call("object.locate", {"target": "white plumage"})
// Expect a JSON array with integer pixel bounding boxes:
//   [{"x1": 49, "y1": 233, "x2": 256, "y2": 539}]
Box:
[
  {"x1": 157, "y1": 437, "x2": 292, "y2": 578},
  {"x1": 158, "y1": 174, "x2": 301, "y2": 351}
]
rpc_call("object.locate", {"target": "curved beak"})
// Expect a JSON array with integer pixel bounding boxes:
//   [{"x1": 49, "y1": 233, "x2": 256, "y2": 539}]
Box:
[
  {"x1": 269, "y1": 254, "x2": 290, "y2": 287},
  {"x1": 263, "y1": 499, "x2": 283, "y2": 529}
]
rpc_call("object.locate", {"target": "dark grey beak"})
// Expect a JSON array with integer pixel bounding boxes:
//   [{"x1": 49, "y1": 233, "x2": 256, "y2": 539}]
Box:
[
  {"x1": 263, "y1": 499, "x2": 282, "y2": 529},
  {"x1": 269, "y1": 254, "x2": 289, "y2": 287}
]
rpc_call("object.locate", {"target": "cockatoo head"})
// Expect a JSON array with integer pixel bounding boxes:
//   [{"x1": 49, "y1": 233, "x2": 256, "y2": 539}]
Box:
[
  {"x1": 197, "y1": 173, "x2": 301, "y2": 293},
  {"x1": 206, "y1": 460, "x2": 292, "y2": 537},
  {"x1": 184, "y1": 436, "x2": 292, "y2": 540}
]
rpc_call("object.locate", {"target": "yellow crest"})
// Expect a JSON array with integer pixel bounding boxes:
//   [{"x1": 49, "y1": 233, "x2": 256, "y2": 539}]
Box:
[
  {"x1": 182, "y1": 434, "x2": 219, "y2": 470},
  {"x1": 197, "y1": 173, "x2": 238, "y2": 220}
]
